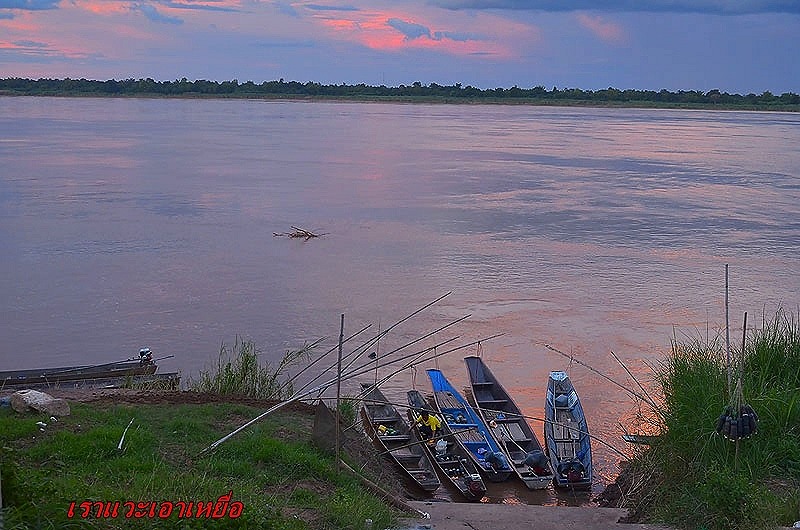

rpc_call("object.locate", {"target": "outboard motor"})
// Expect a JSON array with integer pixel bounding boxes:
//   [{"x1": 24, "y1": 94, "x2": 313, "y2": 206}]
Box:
[{"x1": 139, "y1": 348, "x2": 154, "y2": 365}]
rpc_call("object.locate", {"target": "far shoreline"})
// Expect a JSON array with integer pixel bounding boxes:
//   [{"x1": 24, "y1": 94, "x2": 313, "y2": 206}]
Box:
[{"x1": 2, "y1": 91, "x2": 798, "y2": 113}]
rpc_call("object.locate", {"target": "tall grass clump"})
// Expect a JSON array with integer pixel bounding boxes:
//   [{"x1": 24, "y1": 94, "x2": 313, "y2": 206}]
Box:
[
  {"x1": 190, "y1": 337, "x2": 319, "y2": 400},
  {"x1": 625, "y1": 309, "x2": 800, "y2": 530}
]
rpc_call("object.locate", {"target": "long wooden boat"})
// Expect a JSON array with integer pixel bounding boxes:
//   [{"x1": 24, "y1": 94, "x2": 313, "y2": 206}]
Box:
[
  {"x1": 464, "y1": 356, "x2": 555, "y2": 490},
  {"x1": 544, "y1": 371, "x2": 593, "y2": 489},
  {"x1": 406, "y1": 389, "x2": 487, "y2": 501},
  {"x1": 426, "y1": 368, "x2": 514, "y2": 482},
  {"x1": 359, "y1": 383, "x2": 440, "y2": 492},
  {"x1": 0, "y1": 350, "x2": 160, "y2": 389}
]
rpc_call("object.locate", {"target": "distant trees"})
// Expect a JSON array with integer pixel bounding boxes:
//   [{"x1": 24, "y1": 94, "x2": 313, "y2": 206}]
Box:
[{"x1": 0, "y1": 77, "x2": 798, "y2": 109}]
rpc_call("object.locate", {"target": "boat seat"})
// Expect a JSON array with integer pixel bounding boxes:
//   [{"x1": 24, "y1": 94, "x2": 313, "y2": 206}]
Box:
[
  {"x1": 382, "y1": 434, "x2": 411, "y2": 443},
  {"x1": 478, "y1": 399, "x2": 508, "y2": 405},
  {"x1": 449, "y1": 423, "x2": 479, "y2": 429},
  {"x1": 394, "y1": 453, "x2": 421, "y2": 463},
  {"x1": 371, "y1": 416, "x2": 401, "y2": 423},
  {"x1": 492, "y1": 415, "x2": 520, "y2": 423},
  {"x1": 472, "y1": 381, "x2": 493, "y2": 387}
]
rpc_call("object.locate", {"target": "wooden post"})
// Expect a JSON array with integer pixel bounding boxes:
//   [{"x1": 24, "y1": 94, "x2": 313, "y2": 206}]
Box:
[{"x1": 335, "y1": 313, "x2": 345, "y2": 473}]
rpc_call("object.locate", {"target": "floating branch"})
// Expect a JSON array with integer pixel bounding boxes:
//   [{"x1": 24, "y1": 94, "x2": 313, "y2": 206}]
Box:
[{"x1": 273, "y1": 226, "x2": 325, "y2": 240}]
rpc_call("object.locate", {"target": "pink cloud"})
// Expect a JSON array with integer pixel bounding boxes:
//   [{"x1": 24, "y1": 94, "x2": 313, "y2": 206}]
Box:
[
  {"x1": 310, "y1": 6, "x2": 536, "y2": 59},
  {"x1": 576, "y1": 13, "x2": 625, "y2": 43}
]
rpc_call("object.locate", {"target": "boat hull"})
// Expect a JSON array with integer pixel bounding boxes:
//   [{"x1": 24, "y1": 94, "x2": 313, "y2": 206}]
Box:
[
  {"x1": 464, "y1": 356, "x2": 554, "y2": 490},
  {"x1": 1, "y1": 359, "x2": 158, "y2": 389},
  {"x1": 426, "y1": 369, "x2": 513, "y2": 483},
  {"x1": 360, "y1": 384, "x2": 440, "y2": 492},
  {"x1": 407, "y1": 389, "x2": 487, "y2": 501},
  {"x1": 544, "y1": 371, "x2": 593, "y2": 489}
]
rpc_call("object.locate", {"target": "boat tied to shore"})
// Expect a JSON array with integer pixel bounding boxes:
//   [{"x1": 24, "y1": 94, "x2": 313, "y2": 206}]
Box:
[
  {"x1": 464, "y1": 356, "x2": 555, "y2": 490},
  {"x1": 0, "y1": 348, "x2": 179, "y2": 390},
  {"x1": 360, "y1": 383, "x2": 441, "y2": 492},
  {"x1": 406, "y1": 389, "x2": 487, "y2": 501},
  {"x1": 426, "y1": 368, "x2": 514, "y2": 482},
  {"x1": 544, "y1": 370, "x2": 593, "y2": 489}
]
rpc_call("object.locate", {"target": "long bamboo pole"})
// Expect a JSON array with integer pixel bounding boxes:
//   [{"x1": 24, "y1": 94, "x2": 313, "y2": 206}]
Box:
[
  {"x1": 298, "y1": 313, "x2": 471, "y2": 404},
  {"x1": 199, "y1": 331, "x2": 503, "y2": 454},
  {"x1": 725, "y1": 264, "x2": 732, "y2": 397},
  {"x1": 292, "y1": 293, "x2": 454, "y2": 398},
  {"x1": 609, "y1": 350, "x2": 659, "y2": 411},
  {"x1": 545, "y1": 344, "x2": 657, "y2": 409},
  {"x1": 335, "y1": 314, "x2": 344, "y2": 473}
]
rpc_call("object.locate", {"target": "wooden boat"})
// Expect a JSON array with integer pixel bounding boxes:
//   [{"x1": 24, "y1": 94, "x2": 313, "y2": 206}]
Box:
[
  {"x1": 544, "y1": 371, "x2": 593, "y2": 489},
  {"x1": 0, "y1": 349, "x2": 161, "y2": 389},
  {"x1": 426, "y1": 368, "x2": 514, "y2": 482},
  {"x1": 359, "y1": 383, "x2": 440, "y2": 492},
  {"x1": 406, "y1": 389, "x2": 487, "y2": 501},
  {"x1": 464, "y1": 356, "x2": 555, "y2": 490}
]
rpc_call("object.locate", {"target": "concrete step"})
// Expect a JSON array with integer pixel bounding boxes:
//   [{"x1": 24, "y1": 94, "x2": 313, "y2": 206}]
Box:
[{"x1": 397, "y1": 501, "x2": 673, "y2": 530}]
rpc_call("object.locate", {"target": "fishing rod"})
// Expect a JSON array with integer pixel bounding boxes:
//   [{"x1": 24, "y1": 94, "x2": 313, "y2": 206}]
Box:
[
  {"x1": 278, "y1": 326, "x2": 370, "y2": 395},
  {"x1": 199, "y1": 332, "x2": 504, "y2": 454},
  {"x1": 297, "y1": 312, "x2": 473, "y2": 403},
  {"x1": 609, "y1": 349, "x2": 660, "y2": 412},
  {"x1": 545, "y1": 344, "x2": 655, "y2": 409},
  {"x1": 332, "y1": 293, "x2": 455, "y2": 381},
  {"x1": 470, "y1": 402, "x2": 628, "y2": 460},
  {"x1": 353, "y1": 337, "x2": 462, "y2": 402},
  {"x1": 344, "y1": 315, "x2": 472, "y2": 396},
  {"x1": 291, "y1": 293, "x2": 454, "y2": 397}
]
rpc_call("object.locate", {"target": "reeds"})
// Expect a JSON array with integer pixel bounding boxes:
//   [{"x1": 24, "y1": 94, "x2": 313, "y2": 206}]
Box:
[
  {"x1": 626, "y1": 309, "x2": 800, "y2": 530},
  {"x1": 190, "y1": 337, "x2": 318, "y2": 400}
]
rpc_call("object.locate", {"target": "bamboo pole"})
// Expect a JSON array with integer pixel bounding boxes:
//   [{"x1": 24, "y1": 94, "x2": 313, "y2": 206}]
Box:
[
  {"x1": 199, "y1": 331, "x2": 503, "y2": 454},
  {"x1": 725, "y1": 264, "x2": 732, "y2": 397},
  {"x1": 609, "y1": 350, "x2": 659, "y2": 411},
  {"x1": 545, "y1": 344, "x2": 657, "y2": 410},
  {"x1": 293, "y1": 293, "x2": 454, "y2": 399},
  {"x1": 336, "y1": 314, "x2": 344, "y2": 473},
  {"x1": 338, "y1": 460, "x2": 426, "y2": 517}
]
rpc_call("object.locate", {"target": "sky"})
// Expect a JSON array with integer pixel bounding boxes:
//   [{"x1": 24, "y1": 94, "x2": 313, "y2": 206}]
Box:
[{"x1": 1, "y1": 0, "x2": 798, "y2": 94}]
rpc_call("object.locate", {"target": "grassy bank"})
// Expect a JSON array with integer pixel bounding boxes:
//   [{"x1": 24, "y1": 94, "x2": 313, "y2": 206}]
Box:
[
  {"x1": 619, "y1": 310, "x2": 800, "y2": 530},
  {"x1": 0, "y1": 397, "x2": 398, "y2": 529}
]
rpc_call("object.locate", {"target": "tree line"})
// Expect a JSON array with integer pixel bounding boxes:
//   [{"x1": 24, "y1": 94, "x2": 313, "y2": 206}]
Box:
[{"x1": 1, "y1": 77, "x2": 797, "y2": 109}]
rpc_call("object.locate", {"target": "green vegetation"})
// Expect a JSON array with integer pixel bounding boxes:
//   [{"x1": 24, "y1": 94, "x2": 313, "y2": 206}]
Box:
[
  {"x1": 623, "y1": 310, "x2": 800, "y2": 530},
  {"x1": 190, "y1": 338, "x2": 320, "y2": 400},
  {"x1": 1, "y1": 77, "x2": 798, "y2": 111},
  {"x1": 0, "y1": 401, "x2": 398, "y2": 529}
]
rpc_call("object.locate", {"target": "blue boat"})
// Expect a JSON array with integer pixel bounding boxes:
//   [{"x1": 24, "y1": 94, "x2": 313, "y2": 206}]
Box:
[
  {"x1": 426, "y1": 368, "x2": 513, "y2": 482},
  {"x1": 544, "y1": 371, "x2": 593, "y2": 489}
]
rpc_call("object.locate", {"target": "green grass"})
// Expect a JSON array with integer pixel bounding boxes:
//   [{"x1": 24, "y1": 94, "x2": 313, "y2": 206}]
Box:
[
  {"x1": 0, "y1": 401, "x2": 398, "y2": 529},
  {"x1": 625, "y1": 309, "x2": 800, "y2": 530},
  {"x1": 189, "y1": 337, "x2": 320, "y2": 400}
]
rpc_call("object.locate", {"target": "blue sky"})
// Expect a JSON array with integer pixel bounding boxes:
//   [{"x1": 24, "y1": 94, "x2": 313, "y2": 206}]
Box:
[{"x1": 1, "y1": 0, "x2": 798, "y2": 93}]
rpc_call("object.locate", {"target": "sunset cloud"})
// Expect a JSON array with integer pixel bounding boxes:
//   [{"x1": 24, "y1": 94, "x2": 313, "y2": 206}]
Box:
[
  {"x1": 0, "y1": 0, "x2": 796, "y2": 93},
  {"x1": 426, "y1": 0, "x2": 800, "y2": 15},
  {"x1": 576, "y1": 13, "x2": 624, "y2": 43},
  {"x1": 387, "y1": 17, "x2": 430, "y2": 40},
  {"x1": 0, "y1": 0, "x2": 60, "y2": 10},
  {"x1": 305, "y1": 4, "x2": 359, "y2": 11},
  {"x1": 131, "y1": 3, "x2": 183, "y2": 24}
]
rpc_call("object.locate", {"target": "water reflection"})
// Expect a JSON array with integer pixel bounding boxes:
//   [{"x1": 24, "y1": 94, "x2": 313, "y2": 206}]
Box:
[{"x1": 1, "y1": 99, "x2": 799, "y2": 505}]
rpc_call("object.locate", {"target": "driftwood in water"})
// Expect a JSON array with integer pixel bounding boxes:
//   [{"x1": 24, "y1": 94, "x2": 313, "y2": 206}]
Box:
[{"x1": 273, "y1": 226, "x2": 323, "y2": 240}]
